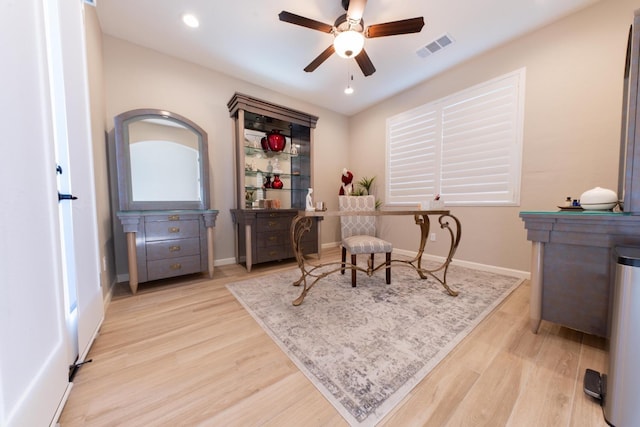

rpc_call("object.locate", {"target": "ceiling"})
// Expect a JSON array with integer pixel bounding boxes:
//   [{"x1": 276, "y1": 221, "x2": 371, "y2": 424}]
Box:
[{"x1": 95, "y1": 0, "x2": 600, "y2": 116}]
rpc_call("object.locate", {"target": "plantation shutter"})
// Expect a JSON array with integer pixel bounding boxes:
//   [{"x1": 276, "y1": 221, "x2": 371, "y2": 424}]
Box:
[
  {"x1": 386, "y1": 68, "x2": 524, "y2": 206},
  {"x1": 440, "y1": 72, "x2": 523, "y2": 204},
  {"x1": 386, "y1": 105, "x2": 439, "y2": 206}
]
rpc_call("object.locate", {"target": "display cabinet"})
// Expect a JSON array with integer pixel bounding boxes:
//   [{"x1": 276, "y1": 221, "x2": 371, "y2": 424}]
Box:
[{"x1": 228, "y1": 93, "x2": 320, "y2": 271}]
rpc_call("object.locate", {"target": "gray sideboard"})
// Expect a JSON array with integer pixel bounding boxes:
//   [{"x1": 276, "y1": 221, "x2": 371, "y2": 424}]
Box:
[
  {"x1": 117, "y1": 209, "x2": 218, "y2": 293},
  {"x1": 520, "y1": 211, "x2": 640, "y2": 337}
]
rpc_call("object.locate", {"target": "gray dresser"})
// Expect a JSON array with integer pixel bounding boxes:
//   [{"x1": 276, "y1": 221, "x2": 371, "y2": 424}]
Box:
[{"x1": 117, "y1": 209, "x2": 218, "y2": 293}]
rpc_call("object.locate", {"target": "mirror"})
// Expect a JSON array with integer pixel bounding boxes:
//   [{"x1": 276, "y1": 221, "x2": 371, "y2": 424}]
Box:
[{"x1": 113, "y1": 108, "x2": 210, "y2": 211}]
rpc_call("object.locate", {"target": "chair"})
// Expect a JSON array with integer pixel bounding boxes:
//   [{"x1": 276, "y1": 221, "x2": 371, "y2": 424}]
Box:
[{"x1": 339, "y1": 195, "x2": 392, "y2": 287}]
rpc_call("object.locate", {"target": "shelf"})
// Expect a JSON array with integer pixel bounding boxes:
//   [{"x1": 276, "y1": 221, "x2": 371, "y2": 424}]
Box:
[
  {"x1": 243, "y1": 145, "x2": 307, "y2": 159},
  {"x1": 244, "y1": 169, "x2": 309, "y2": 179}
]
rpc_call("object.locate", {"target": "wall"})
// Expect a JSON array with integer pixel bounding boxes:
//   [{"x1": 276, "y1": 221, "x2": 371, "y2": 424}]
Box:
[
  {"x1": 101, "y1": 36, "x2": 349, "y2": 276},
  {"x1": 349, "y1": 0, "x2": 636, "y2": 272},
  {"x1": 84, "y1": 6, "x2": 113, "y2": 297}
]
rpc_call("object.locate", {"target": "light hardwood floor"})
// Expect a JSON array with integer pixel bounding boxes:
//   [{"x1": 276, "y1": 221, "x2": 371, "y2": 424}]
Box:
[{"x1": 59, "y1": 250, "x2": 608, "y2": 426}]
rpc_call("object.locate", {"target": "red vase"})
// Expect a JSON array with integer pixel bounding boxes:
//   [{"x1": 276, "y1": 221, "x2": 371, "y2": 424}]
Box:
[
  {"x1": 260, "y1": 136, "x2": 269, "y2": 153},
  {"x1": 272, "y1": 174, "x2": 283, "y2": 189},
  {"x1": 263, "y1": 175, "x2": 272, "y2": 189},
  {"x1": 267, "y1": 129, "x2": 286, "y2": 152}
]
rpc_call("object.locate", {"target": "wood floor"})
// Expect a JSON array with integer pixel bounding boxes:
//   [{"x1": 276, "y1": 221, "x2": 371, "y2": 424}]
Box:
[{"x1": 59, "y1": 250, "x2": 608, "y2": 426}]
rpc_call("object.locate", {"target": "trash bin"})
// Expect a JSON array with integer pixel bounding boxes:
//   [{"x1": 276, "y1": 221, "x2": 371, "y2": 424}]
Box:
[{"x1": 604, "y1": 246, "x2": 640, "y2": 426}]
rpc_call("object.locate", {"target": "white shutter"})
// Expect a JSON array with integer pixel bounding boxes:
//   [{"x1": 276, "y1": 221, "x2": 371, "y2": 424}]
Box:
[
  {"x1": 386, "y1": 105, "x2": 440, "y2": 206},
  {"x1": 386, "y1": 68, "x2": 524, "y2": 206},
  {"x1": 440, "y1": 71, "x2": 523, "y2": 204}
]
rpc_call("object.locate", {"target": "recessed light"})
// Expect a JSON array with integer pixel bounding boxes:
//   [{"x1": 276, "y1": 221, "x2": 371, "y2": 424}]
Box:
[{"x1": 182, "y1": 14, "x2": 199, "y2": 29}]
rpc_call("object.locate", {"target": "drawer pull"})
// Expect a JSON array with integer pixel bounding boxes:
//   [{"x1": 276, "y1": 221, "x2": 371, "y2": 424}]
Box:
[
  {"x1": 169, "y1": 245, "x2": 181, "y2": 252},
  {"x1": 268, "y1": 251, "x2": 278, "y2": 256},
  {"x1": 170, "y1": 263, "x2": 182, "y2": 270},
  {"x1": 268, "y1": 221, "x2": 278, "y2": 227},
  {"x1": 169, "y1": 227, "x2": 180, "y2": 233},
  {"x1": 168, "y1": 215, "x2": 180, "y2": 221},
  {"x1": 268, "y1": 236, "x2": 278, "y2": 242}
]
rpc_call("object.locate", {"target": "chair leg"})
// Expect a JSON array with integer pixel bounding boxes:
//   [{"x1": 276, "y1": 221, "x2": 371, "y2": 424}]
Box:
[
  {"x1": 351, "y1": 254, "x2": 357, "y2": 287},
  {"x1": 385, "y1": 252, "x2": 391, "y2": 284},
  {"x1": 341, "y1": 247, "x2": 346, "y2": 275}
]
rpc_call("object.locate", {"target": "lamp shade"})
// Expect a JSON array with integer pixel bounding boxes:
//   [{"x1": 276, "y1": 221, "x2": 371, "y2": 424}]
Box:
[{"x1": 334, "y1": 30, "x2": 365, "y2": 58}]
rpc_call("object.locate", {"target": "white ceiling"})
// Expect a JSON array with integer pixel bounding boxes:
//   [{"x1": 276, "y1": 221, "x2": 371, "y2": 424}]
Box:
[{"x1": 95, "y1": 0, "x2": 599, "y2": 116}]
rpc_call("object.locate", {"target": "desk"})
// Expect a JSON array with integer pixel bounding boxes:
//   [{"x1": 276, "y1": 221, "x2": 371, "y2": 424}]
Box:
[{"x1": 290, "y1": 209, "x2": 462, "y2": 305}]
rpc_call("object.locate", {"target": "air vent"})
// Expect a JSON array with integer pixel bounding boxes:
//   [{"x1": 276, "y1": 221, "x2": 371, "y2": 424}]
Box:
[{"x1": 416, "y1": 33, "x2": 454, "y2": 58}]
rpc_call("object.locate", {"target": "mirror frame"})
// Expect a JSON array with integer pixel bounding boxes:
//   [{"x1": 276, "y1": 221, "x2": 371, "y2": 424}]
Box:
[{"x1": 114, "y1": 108, "x2": 210, "y2": 211}]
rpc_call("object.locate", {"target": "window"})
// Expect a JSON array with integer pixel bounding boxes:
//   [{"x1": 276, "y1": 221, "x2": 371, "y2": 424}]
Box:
[{"x1": 386, "y1": 68, "x2": 525, "y2": 207}]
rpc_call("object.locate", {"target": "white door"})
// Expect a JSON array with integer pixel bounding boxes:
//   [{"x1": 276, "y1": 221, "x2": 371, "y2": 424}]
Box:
[
  {"x1": 0, "y1": 0, "x2": 103, "y2": 425},
  {"x1": 55, "y1": 0, "x2": 104, "y2": 364},
  {"x1": 0, "y1": 0, "x2": 72, "y2": 425}
]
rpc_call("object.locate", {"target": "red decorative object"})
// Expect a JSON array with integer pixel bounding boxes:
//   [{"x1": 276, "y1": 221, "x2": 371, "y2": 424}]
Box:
[
  {"x1": 339, "y1": 168, "x2": 354, "y2": 195},
  {"x1": 267, "y1": 129, "x2": 286, "y2": 152},
  {"x1": 260, "y1": 136, "x2": 269, "y2": 152},
  {"x1": 272, "y1": 174, "x2": 284, "y2": 189},
  {"x1": 263, "y1": 175, "x2": 272, "y2": 189}
]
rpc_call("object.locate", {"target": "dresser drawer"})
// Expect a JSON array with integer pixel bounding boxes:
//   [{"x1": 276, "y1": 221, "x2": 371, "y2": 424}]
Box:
[
  {"x1": 256, "y1": 246, "x2": 290, "y2": 263},
  {"x1": 256, "y1": 231, "x2": 289, "y2": 248},
  {"x1": 145, "y1": 219, "x2": 199, "y2": 241},
  {"x1": 256, "y1": 214, "x2": 292, "y2": 232},
  {"x1": 147, "y1": 255, "x2": 202, "y2": 281},
  {"x1": 145, "y1": 237, "x2": 200, "y2": 261}
]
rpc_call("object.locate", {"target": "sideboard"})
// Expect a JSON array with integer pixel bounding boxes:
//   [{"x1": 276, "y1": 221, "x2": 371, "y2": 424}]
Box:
[
  {"x1": 117, "y1": 209, "x2": 218, "y2": 293},
  {"x1": 520, "y1": 211, "x2": 640, "y2": 337}
]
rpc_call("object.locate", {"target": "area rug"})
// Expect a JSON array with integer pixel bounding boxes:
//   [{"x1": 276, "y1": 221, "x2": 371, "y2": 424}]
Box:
[{"x1": 226, "y1": 261, "x2": 524, "y2": 426}]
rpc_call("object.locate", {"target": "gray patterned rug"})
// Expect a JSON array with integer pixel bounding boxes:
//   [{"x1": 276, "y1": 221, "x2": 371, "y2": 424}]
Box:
[{"x1": 226, "y1": 260, "x2": 524, "y2": 426}]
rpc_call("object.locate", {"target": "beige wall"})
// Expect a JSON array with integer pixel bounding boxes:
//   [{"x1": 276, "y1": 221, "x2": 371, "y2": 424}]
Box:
[
  {"x1": 84, "y1": 6, "x2": 113, "y2": 296},
  {"x1": 101, "y1": 36, "x2": 349, "y2": 274},
  {"x1": 349, "y1": 0, "x2": 636, "y2": 272}
]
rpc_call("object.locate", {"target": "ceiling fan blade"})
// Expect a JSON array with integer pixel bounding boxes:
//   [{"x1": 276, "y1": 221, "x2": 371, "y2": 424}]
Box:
[
  {"x1": 346, "y1": 0, "x2": 367, "y2": 21},
  {"x1": 354, "y1": 49, "x2": 376, "y2": 77},
  {"x1": 366, "y1": 17, "x2": 425, "y2": 38},
  {"x1": 278, "y1": 11, "x2": 333, "y2": 33},
  {"x1": 304, "y1": 45, "x2": 336, "y2": 72}
]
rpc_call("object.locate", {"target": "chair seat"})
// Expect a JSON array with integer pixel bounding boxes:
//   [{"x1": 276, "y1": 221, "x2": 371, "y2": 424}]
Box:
[{"x1": 342, "y1": 235, "x2": 393, "y2": 254}]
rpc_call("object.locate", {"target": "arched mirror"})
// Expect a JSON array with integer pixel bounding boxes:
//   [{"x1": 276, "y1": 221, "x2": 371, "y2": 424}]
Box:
[{"x1": 114, "y1": 108, "x2": 210, "y2": 211}]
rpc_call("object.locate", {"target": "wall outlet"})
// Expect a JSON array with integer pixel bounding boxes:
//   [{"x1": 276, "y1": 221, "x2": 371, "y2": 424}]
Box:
[{"x1": 430, "y1": 232, "x2": 437, "y2": 241}]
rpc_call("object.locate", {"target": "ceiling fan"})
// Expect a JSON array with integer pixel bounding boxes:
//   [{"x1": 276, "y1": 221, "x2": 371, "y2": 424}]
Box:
[{"x1": 278, "y1": 0, "x2": 424, "y2": 77}]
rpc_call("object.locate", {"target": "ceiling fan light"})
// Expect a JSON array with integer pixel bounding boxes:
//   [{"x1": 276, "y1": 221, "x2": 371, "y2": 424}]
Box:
[{"x1": 334, "y1": 30, "x2": 365, "y2": 58}]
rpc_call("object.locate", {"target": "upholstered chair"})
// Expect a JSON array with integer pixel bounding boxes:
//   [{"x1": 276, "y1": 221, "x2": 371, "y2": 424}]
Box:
[{"x1": 339, "y1": 195, "x2": 392, "y2": 287}]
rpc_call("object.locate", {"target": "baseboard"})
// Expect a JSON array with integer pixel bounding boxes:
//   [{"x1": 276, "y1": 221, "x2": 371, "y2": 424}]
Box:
[
  {"x1": 392, "y1": 248, "x2": 530, "y2": 280},
  {"x1": 322, "y1": 241, "x2": 341, "y2": 249},
  {"x1": 214, "y1": 257, "x2": 238, "y2": 267}
]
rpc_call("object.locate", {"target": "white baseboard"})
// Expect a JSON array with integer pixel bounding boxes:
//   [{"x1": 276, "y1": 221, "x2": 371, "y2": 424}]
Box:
[
  {"x1": 392, "y1": 248, "x2": 530, "y2": 280},
  {"x1": 214, "y1": 257, "x2": 238, "y2": 267},
  {"x1": 322, "y1": 241, "x2": 341, "y2": 249}
]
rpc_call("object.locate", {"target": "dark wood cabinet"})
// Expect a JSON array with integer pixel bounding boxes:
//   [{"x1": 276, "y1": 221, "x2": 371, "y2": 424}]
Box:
[
  {"x1": 231, "y1": 209, "x2": 318, "y2": 268},
  {"x1": 228, "y1": 93, "x2": 320, "y2": 271}
]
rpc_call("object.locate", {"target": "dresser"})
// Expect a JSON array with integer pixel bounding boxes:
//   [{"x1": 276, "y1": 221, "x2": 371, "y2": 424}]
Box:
[
  {"x1": 520, "y1": 211, "x2": 640, "y2": 337},
  {"x1": 118, "y1": 210, "x2": 218, "y2": 293},
  {"x1": 109, "y1": 109, "x2": 217, "y2": 294},
  {"x1": 231, "y1": 209, "x2": 319, "y2": 271}
]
